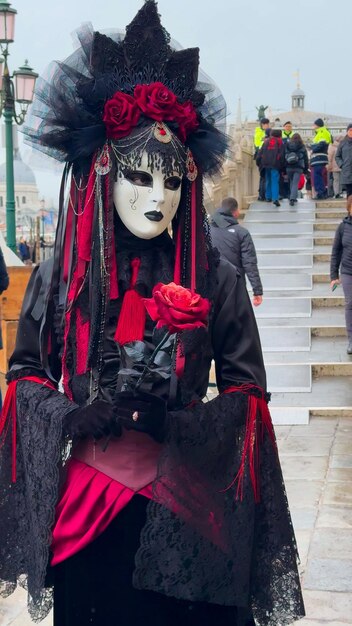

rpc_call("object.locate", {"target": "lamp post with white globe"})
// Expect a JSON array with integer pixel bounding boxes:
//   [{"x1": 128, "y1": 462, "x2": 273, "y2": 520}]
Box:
[{"x1": 0, "y1": 1, "x2": 38, "y2": 253}]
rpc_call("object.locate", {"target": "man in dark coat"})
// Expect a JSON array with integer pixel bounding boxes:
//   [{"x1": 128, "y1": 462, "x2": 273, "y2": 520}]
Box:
[
  {"x1": 210, "y1": 198, "x2": 263, "y2": 306},
  {"x1": 335, "y1": 124, "x2": 352, "y2": 197},
  {"x1": 18, "y1": 237, "x2": 30, "y2": 263}
]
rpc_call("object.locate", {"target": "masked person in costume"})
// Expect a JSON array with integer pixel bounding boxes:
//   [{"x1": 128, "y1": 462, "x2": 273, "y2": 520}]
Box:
[{"x1": 0, "y1": 3, "x2": 305, "y2": 625}]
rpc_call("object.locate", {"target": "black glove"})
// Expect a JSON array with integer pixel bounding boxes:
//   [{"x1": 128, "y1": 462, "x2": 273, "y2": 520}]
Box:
[
  {"x1": 113, "y1": 391, "x2": 167, "y2": 443},
  {"x1": 63, "y1": 400, "x2": 116, "y2": 440}
]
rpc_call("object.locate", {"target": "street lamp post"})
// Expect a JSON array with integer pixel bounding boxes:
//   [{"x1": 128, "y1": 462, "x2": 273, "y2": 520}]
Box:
[{"x1": 0, "y1": 1, "x2": 37, "y2": 253}]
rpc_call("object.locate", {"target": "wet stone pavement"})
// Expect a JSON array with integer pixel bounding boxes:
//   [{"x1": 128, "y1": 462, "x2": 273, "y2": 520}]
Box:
[{"x1": 1, "y1": 415, "x2": 352, "y2": 625}]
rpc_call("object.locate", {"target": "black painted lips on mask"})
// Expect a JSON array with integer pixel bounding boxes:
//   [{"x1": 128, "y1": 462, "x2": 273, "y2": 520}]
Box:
[{"x1": 144, "y1": 210, "x2": 164, "y2": 222}]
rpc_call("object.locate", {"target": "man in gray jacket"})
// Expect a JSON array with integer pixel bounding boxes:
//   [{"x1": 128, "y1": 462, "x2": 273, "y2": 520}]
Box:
[
  {"x1": 335, "y1": 123, "x2": 352, "y2": 197},
  {"x1": 210, "y1": 197, "x2": 263, "y2": 306}
]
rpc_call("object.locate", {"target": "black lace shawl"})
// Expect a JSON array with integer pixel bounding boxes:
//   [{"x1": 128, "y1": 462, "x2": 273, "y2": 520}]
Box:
[{"x1": 0, "y1": 257, "x2": 305, "y2": 625}]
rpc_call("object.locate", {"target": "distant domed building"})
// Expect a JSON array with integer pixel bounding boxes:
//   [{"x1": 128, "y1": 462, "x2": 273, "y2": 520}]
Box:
[
  {"x1": 0, "y1": 149, "x2": 40, "y2": 236},
  {"x1": 272, "y1": 83, "x2": 350, "y2": 139}
]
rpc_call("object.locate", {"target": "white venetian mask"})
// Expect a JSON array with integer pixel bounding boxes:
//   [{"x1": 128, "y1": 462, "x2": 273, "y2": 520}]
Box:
[{"x1": 113, "y1": 151, "x2": 182, "y2": 239}]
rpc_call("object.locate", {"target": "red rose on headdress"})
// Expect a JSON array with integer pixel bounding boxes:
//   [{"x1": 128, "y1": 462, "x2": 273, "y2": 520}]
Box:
[
  {"x1": 103, "y1": 92, "x2": 141, "y2": 139},
  {"x1": 175, "y1": 101, "x2": 199, "y2": 142},
  {"x1": 143, "y1": 282, "x2": 210, "y2": 334},
  {"x1": 134, "y1": 82, "x2": 178, "y2": 122}
]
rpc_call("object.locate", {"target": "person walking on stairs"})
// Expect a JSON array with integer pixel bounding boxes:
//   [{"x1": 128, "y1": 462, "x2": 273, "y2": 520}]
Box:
[
  {"x1": 310, "y1": 118, "x2": 332, "y2": 200},
  {"x1": 253, "y1": 117, "x2": 270, "y2": 201},
  {"x1": 330, "y1": 194, "x2": 352, "y2": 354},
  {"x1": 257, "y1": 129, "x2": 285, "y2": 207},
  {"x1": 210, "y1": 197, "x2": 263, "y2": 306},
  {"x1": 335, "y1": 124, "x2": 352, "y2": 197},
  {"x1": 285, "y1": 133, "x2": 309, "y2": 206}
]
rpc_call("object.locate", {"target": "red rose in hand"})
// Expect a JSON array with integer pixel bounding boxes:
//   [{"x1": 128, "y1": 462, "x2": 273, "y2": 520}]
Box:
[
  {"x1": 134, "y1": 82, "x2": 178, "y2": 122},
  {"x1": 175, "y1": 101, "x2": 199, "y2": 142},
  {"x1": 103, "y1": 92, "x2": 141, "y2": 139},
  {"x1": 144, "y1": 282, "x2": 210, "y2": 334}
]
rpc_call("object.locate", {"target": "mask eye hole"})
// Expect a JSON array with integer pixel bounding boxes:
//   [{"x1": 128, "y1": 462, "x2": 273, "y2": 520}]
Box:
[
  {"x1": 125, "y1": 170, "x2": 153, "y2": 187},
  {"x1": 165, "y1": 176, "x2": 182, "y2": 191}
]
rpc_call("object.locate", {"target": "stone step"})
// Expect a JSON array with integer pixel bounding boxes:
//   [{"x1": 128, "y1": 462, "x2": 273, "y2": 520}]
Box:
[
  {"x1": 313, "y1": 296, "x2": 344, "y2": 308},
  {"x1": 249, "y1": 200, "x2": 315, "y2": 213},
  {"x1": 260, "y1": 265, "x2": 329, "y2": 276},
  {"x1": 260, "y1": 326, "x2": 311, "y2": 352},
  {"x1": 316, "y1": 210, "x2": 346, "y2": 219},
  {"x1": 314, "y1": 245, "x2": 333, "y2": 255},
  {"x1": 266, "y1": 364, "x2": 312, "y2": 393},
  {"x1": 314, "y1": 221, "x2": 340, "y2": 231},
  {"x1": 269, "y1": 407, "x2": 309, "y2": 425},
  {"x1": 313, "y1": 273, "x2": 330, "y2": 283},
  {"x1": 253, "y1": 237, "x2": 313, "y2": 251},
  {"x1": 269, "y1": 362, "x2": 352, "y2": 377},
  {"x1": 313, "y1": 261, "x2": 329, "y2": 273},
  {"x1": 313, "y1": 255, "x2": 330, "y2": 274},
  {"x1": 316, "y1": 200, "x2": 346, "y2": 208},
  {"x1": 256, "y1": 282, "x2": 342, "y2": 300},
  {"x1": 314, "y1": 235, "x2": 334, "y2": 246},
  {"x1": 263, "y1": 336, "x2": 351, "y2": 364},
  {"x1": 248, "y1": 222, "x2": 314, "y2": 235},
  {"x1": 258, "y1": 293, "x2": 343, "y2": 308},
  {"x1": 257, "y1": 252, "x2": 313, "y2": 269},
  {"x1": 254, "y1": 297, "x2": 311, "y2": 319},
  {"x1": 256, "y1": 306, "x2": 345, "y2": 328},
  {"x1": 252, "y1": 273, "x2": 312, "y2": 291},
  {"x1": 313, "y1": 362, "x2": 352, "y2": 377},
  {"x1": 244, "y1": 212, "x2": 316, "y2": 223},
  {"x1": 314, "y1": 253, "x2": 330, "y2": 262},
  {"x1": 270, "y1": 376, "x2": 352, "y2": 414},
  {"x1": 312, "y1": 326, "x2": 346, "y2": 337}
]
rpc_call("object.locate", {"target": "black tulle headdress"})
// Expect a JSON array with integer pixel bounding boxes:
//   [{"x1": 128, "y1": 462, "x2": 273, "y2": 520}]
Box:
[
  {"x1": 24, "y1": 0, "x2": 228, "y2": 175},
  {"x1": 26, "y1": 1, "x2": 229, "y2": 398}
]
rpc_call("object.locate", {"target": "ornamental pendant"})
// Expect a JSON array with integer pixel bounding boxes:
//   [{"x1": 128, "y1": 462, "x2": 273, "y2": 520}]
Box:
[
  {"x1": 154, "y1": 122, "x2": 172, "y2": 144},
  {"x1": 186, "y1": 149, "x2": 198, "y2": 181},
  {"x1": 95, "y1": 143, "x2": 112, "y2": 175}
]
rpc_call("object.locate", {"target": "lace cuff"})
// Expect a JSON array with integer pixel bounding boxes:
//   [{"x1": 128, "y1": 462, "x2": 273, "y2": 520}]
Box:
[{"x1": 0, "y1": 380, "x2": 77, "y2": 622}]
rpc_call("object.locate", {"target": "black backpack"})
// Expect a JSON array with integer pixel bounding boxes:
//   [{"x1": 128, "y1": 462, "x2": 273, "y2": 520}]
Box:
[{"x1": 285, "y1": 150, "x2": 299, "y2": 165}]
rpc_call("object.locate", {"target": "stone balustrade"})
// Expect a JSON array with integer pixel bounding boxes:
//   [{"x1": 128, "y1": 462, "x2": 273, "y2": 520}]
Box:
[{"x1": 205, "y1": 128, "x2": 258, "y2": 214}]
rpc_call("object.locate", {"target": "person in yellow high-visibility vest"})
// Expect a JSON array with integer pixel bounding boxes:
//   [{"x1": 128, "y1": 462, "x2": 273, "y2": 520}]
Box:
[
  {"x1": 253, "y1": 117, "x2": 270, "y2": 200},
  {"x1": 310, "y1": 118, "x2": 332, "y2": 199},
  {"x1": 281, "y1": 121, "x2": 294, "y2": 143}
]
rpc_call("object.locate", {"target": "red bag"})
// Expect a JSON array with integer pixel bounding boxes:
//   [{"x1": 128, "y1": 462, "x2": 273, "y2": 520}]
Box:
[{"x1": 298, "y1": 174, "x2": 305, "y2": 190}]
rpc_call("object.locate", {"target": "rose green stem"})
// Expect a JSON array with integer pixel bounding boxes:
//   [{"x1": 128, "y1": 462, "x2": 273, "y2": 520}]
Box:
[{"x1": 134, "y1": 331, "x2": 170, "y2": 392}]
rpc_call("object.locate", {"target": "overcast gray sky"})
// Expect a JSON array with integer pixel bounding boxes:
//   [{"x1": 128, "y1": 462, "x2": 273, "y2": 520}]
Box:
[{"x1": 3, "y1": 0, "x2": 352, "y2": 200}]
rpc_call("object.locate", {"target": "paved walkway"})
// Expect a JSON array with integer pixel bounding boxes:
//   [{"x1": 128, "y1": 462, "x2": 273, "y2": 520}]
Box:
[{"x1": 0, "y1": 415, "x2": 351, "y2": 625}]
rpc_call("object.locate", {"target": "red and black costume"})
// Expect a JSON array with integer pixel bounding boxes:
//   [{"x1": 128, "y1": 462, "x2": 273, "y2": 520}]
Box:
[{"x1": 0, "y1": 3, "x2": 304, "y2": 625}]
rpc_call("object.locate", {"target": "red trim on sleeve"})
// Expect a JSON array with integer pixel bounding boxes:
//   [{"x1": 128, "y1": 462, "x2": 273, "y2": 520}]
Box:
[
  {"x1": 0, "y1": 376, "x2": 57, "y2": 482},
  {"x1": 221, "y1": 384, "x2": 276, "y2": 502}
]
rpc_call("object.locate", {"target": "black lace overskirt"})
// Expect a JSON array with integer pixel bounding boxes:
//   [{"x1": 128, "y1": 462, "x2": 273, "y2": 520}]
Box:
[{"x1": 134, "y1": 392, "x2": 305, "y2": 626}]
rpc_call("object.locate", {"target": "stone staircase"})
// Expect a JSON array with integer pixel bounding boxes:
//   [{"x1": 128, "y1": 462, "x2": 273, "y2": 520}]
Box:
[{"x1": 243, "y1": 198, "x2": 352, "y2": 424}]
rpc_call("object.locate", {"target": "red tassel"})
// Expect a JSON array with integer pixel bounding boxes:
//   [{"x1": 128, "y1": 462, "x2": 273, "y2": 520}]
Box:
[
  {"x1": 221, "y1": 384, "x2": 277, "y2": 502},
  {"x1": 62, "y1": 309, "x2": 73, "y2": 400},
  {"x1": 173, "y1": 225, "x2": 181, "y2": 285},
  {"x1": 114, "y1": 258, "x2": 146, "y2": 345},
  {"x1": 175, "y1": 338, "x2": 185, "y2": 378},
  {"x1": 76, "y1": 307, "x2": 90, "y2": 375}
]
